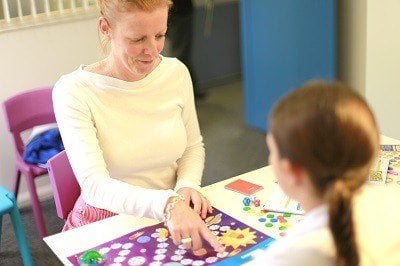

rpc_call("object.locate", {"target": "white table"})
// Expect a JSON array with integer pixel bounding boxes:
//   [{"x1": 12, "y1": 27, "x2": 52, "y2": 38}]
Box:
[
  {"x1": 44, "y1": 167, "x2": 287, "y2": 265},
  {"x1": 44, "y1": 135, "x2": 400, "y2": 265}
]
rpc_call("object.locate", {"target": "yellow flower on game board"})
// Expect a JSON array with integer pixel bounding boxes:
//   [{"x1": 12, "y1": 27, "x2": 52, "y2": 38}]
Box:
[
  {"x1": 156, "y1": 228, "x2": 169, "y2": 240},
  {"x1": 219, "y1": 228, "x2": 257, "y2": 249}
]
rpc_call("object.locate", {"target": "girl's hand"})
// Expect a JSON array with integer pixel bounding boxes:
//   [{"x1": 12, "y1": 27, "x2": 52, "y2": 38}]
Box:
[
  {"x1": 176, "y1": 187, "x2": 213, "y2": 219},
  {"x1": 165, "y1": 199, "x2": 225, "y2": 253}
]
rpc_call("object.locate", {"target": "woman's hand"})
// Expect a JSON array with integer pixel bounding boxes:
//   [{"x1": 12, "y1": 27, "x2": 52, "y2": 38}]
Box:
[
  {"x1": 176, "y1": 187, "x2": 212, "y2": 219},
  {"x1": 165, "y1": 198, "x2": 225, "y2": 253}
]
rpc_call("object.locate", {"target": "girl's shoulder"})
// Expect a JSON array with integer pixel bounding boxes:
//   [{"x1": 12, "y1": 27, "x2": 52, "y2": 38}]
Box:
[{"x1": 258, "y1": 227, "x2": 335, "y2": 266}]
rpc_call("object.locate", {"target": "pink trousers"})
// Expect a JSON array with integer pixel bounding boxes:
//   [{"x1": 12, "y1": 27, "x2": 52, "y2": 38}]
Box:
[{"x1": 63, "y1": 195, "x2": 115, "y2": 231}]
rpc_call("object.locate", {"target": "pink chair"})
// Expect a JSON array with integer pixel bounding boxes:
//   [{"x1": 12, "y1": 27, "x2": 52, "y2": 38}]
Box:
[
  {"x1": 2, "y1": 87, "x2": 55, "y2": 237},
  {"x1": 46, "y1": 151, "x2": 80, "y2": 220}
]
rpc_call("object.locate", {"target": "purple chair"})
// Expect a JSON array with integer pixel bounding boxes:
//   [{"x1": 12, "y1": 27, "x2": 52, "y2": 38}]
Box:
[
  {"x1": 46, "y1": 151, "x2": 80, "y2": 221},
  {"x1": 2, "y1": 87, "x2": 55, "y2": 237}
]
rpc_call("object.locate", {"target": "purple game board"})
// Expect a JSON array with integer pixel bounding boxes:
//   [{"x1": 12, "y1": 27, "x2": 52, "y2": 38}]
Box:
[{"x1": 67, "y1": 208, "x2": 272, "y2": 265}]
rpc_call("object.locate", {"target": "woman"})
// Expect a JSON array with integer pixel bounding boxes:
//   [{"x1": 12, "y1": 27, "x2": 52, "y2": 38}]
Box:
[{"x1": 53, "y1": 0, "x2": 224, "y2": 253}]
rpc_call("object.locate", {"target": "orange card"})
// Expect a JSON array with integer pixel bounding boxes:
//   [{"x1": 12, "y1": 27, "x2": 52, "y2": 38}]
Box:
[{"x1": 224, "y1": 179, "x2": 263, "y2": 196}]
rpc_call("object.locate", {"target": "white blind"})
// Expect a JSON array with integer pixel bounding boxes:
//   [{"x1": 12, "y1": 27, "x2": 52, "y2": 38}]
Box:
[{"x1": 1, "y1": 0, "x2": 98, "y2": 24}]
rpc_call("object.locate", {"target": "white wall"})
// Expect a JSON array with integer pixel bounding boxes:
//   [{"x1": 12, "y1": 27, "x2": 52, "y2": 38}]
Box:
[
  {"x1": 0, "y1": 17, "x2": 101, "y2": 206},
  {"x1": 365, "y1": 0, "x2": 400, "y2": 139},
  {"x1": 338, "y1": 0, "x2": 400, "y2": 139}
]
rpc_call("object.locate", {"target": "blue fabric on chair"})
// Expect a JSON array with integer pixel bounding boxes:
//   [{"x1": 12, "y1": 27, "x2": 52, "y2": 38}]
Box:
[
  {"x1": 23, "y1": 128, "x2": 64, "y2": 166},
  {"x1": 0, "y1": 186, "x2": 34, "y2": 266}
]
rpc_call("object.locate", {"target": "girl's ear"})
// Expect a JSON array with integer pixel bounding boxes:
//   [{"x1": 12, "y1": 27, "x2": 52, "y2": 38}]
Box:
[
  {"x1": 99, "y1": 17, "x2": 111, "y2": 38},
  {"x1": 281, "y1": 159, "x2": 306, "y2": 187}
]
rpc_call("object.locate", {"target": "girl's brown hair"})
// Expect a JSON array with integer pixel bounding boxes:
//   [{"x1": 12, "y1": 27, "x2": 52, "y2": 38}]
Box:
[{"x1": 269, "y1": 81, "x2": 379, "y2": 266}]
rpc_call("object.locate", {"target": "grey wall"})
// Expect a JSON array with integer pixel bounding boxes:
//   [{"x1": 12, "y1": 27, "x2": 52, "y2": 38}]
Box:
[{"x1": 192, "y1": 1, "x2": 241, "y2": 87}]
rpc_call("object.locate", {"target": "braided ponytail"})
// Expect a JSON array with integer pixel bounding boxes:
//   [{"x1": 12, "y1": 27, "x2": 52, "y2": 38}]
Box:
[{"x1": 327, "y1": 179, "x2": 359, "y2": 266}]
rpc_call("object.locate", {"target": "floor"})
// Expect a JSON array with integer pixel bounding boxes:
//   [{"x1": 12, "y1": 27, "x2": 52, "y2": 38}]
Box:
[{"x1": 0, "y1": 80, "x2": 269, "y2": 265}]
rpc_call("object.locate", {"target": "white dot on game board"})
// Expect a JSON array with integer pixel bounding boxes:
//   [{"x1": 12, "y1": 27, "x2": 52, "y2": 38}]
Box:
[
  {"x1": 99, "y1": 247, "x2": 111, "y2": 254},
  {"x1": 212, "y1": 231, "x2": 219, "y2": 236},
  {"x1": 175, "y1": 249, "x2": 187, "y2": 255},
  {"x1": 180, "y1": 259, "x2": 193, "y2": 265},
  {"x1": 192, "y1": 260, "x2": 205, "y2": 266},
  {"x1": 220, "y1": 226, "x2": 230, "y2": 231},
  {"x1": 178, "y1": 244, "x2": 185, "y2": 249},
  {"x1": 209, "y1": 225, "x2": 220, "y2": 230},
  {"x1": 119, "y1": 250, "x2": 130, "y2": 256},
  {"x1": 157, "y1": 243, "x2": 169, "y2": 248},
  {"x1": 153, "y1": 254, "x2": 166, "y2": 261},
  {"x1": 156, "y1": 237, "x2": 168, "y2": 242},
  {"x1": 151, "y1": 233, "x2": 159, "y2": 238},
  {"x1": 205, "y1": 257, "x2": 218, "y2": 263},
  {"x1": 155, "y1": 248, "x2": 167, "y2": 254},
  {"x1": 114, "y1": 256, "x2": 126, "y2": 263},
  {"x1": 128, "y1": 256, "x2": 146, "y2": 266},
  {"x1": 230, "y1": 222, "x2": 235, "y2": 225},
  {"x1": 171, "y1": 255, "x2": 183, "y2": 261},
  {"x1": 149, "y1": 262, "x2": 162, "y2": 266},
  {"x1": 217, "y1": 252, "x2": 229, "y2": 258},
  {"x1": 122, "y1": 243, "x2": 134, "y2": 249},
  {"x1": 140, "y1": 249, "x2": 146, "y2": 253},
  {"x1": 111, "y1": 243, "x2": 123, "y2": 249}
]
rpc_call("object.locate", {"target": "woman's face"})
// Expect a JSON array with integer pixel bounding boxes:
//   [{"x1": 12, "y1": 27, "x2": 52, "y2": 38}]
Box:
[{"x1": 107, "y1": 7, "x2": 168, "y2": 79}]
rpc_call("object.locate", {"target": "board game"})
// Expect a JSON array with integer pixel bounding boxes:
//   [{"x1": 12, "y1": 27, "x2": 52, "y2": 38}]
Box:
[
  {"x1": 368, "y1": 156, "x2": 390, "y2": 185},
  {"x1": 375, "y1": 145, "x2": 400, "y2": 187},
  {"x1": 240, "y1": 197, "x2": 303, "y2": 238},
  {"x1": 67, "y1": 208, "x2": 275, "y2": 265}
]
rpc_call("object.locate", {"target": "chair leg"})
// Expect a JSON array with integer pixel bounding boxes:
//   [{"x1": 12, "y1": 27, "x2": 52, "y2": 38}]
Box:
[
  {"x1": 9, "y1": 201, "x2": 34, "y2": 266},
  {"x1": 25, "y1": 173, "x2": 47, "y2": 238},
  {"x1": 0, "y1": 215, "x2": 2, "y2": 251},
  {"x1": 13, "y1": 168, "x2": 21, "y2": 200}
]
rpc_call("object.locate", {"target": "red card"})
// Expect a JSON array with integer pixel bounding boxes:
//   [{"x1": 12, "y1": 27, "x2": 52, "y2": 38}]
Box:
[{"x1": 224, "y1": 179, "x2": 263, "y2": 196}]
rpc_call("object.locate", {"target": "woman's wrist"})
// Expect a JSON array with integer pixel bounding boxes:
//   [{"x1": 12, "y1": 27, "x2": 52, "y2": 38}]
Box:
[{"x1": 162, "y1": 194, "x2": 185, "y2": 224}]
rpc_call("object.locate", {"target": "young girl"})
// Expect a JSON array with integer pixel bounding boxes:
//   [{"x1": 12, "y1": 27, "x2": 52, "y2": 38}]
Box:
[{"x1": 256, "y1": 82, "x2": 379, "y2": 265}]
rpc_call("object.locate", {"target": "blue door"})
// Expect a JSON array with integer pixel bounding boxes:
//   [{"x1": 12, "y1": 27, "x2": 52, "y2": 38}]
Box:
[{"x1": 240, "y1": 0, "x2": 336, "y2": 131}]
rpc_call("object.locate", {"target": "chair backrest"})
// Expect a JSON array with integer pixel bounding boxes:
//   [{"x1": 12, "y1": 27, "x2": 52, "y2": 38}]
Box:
[
  {"x1": 47, "y1": 151, "x2": 80, "y2": 220},
  {"x1": 2, "y1": 87, "x2": 56, "y2": 155}
]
